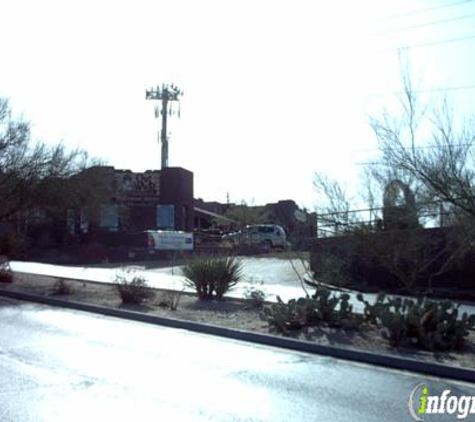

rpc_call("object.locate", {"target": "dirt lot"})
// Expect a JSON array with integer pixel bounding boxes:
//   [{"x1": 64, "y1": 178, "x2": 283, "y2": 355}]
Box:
[{"x1": 2, "y1": 272, "x2": 475, "y2": 371}]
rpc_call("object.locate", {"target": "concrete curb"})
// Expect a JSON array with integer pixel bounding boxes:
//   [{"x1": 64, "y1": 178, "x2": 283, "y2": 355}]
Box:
[
  {"x1": 11, "y1": 271, "x2": 276, "y2": 305},
  {"x1": 1, "y1": 288, "x2": 474, "y2": 384}
]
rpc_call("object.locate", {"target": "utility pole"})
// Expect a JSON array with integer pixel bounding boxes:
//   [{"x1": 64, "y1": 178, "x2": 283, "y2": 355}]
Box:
[{"x1": 145, "y1": 83, "x2": 183, "y2": 169}]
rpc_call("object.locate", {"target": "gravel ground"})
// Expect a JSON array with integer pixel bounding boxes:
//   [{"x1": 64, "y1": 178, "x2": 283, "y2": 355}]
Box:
[{"x1": 2, "y1": 272, "x2": 475, "y2": 371}]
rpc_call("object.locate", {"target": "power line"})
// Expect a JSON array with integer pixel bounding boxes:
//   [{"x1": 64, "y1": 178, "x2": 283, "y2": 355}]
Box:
[
  {"x1": 354, "y1": 143, "x2": 474, "y2": 154},
  {"x1": 368, "y1": 84, "x2": 475, "y2": 97},
  {"x1": 388, "y1": 0, "x2": 473, "y2": 19},
  {"x1": 404, "y1": 84, "x2": 475, "y2": 93},
  {"x1": 317, "y1": 195, "x2": 475, "y2": 218},
  {"x1": 354, "y1": 143, "x2": 475, "y2": 165},
  {"x1": 355, "y1": 162, "x2": 385, "y2": 166},
  {"x1": 381, "y1": 33, "x2": 475, "y2": 52},
  {"x1": 374, "y1": 11, "x2": 475, "y2": 35}
]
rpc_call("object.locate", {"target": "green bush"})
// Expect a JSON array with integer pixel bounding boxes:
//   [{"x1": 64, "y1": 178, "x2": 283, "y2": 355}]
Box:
[
  {"x1": 0, "y1": 257, "x2": 13, "y2": 283},
  {"x1": 115, "y1": 273, "x2": 155, "y2": 304},
  {"x1": 182, "y1": 255, "x2": 243, "y2": 300},
  {"x1": 357, "y1": 294, "x2": 475, "y2": 351}
]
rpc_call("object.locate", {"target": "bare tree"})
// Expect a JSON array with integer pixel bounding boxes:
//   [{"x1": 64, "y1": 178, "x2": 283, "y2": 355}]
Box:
[
  {"x1": 311, "y1": 64, "x2": 475, "y2": 293},
  {"x1": 313, "y1": 173, "x2": 351, "y2": 215},
  {"x1": 313, "y1": 173, "x2": 362, "y2": 236},
  {"x1": 0, "y1": 97, "x2": 107, "y2": 226},
  {"x1": 370, "y1": 71, "x2": 475, "y2": 222}
]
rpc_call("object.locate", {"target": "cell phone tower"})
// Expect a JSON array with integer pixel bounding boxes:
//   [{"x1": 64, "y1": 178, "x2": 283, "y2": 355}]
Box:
[{"x1": 145, "y1": 83, "x2": 183, "y2": 169}]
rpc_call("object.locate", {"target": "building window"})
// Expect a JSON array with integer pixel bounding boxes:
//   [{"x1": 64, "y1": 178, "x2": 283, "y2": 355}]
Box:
[
  {"x1": 99, "y1": 205, "x2": 119, "y2": 232},
  {"x1": 157, "y1": 205, "x2": 175, "y2": 230}
]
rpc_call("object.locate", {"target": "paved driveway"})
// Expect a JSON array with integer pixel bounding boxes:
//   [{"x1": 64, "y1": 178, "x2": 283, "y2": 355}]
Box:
[
  {"x1": 10, "y1": 257, "x2": 309, "y2": 300},
  {"x1": 11, "y1": 259, "x2": 475, "y2": 316}
]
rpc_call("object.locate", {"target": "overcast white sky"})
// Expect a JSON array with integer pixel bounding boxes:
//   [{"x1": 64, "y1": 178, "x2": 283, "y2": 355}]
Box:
[{"x1": 1, "y1": 0, "x2": 475, "y2": 209}]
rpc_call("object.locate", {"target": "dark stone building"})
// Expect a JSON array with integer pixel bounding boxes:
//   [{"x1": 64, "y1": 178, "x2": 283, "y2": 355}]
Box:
[
  {"x1": 193, "y1": 198, "x2": 316, "y2": 246},
  {"x1": 81, "y1": 166, "x2": 194, "y2": 234}
]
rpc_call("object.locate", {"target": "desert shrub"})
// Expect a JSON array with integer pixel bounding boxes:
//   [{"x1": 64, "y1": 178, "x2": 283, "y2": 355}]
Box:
[
  {"x1": 311, "y1": 252, "x2": 350, "y2": 288},
  {"x1": 52, "y1": 278, "x2": 71, "y2": 295},
  {"x1": 0, "y1": 257, "x2": 13, "y2": 283},
  {"x1": 157, "y1": 289, "x2": 183, "y2": 311},
  {"x1": 243, "y1": 282, "x2": 267, "y2": 308},
  {"x1": 357, "y1": 293, "x2": 475, "y2": 351},
  {"x1": 115, "y1": 273, "x2": 155, "y2": 304},
  {"x1": 0, "y1": 234, "x2": 24, "y2": 258},
  {"x1": 260, "y1": 286, "x2": 361, "y2": 333},
  {"x1": 182, "y1": 254, "x2": 243, "y2": 300}
]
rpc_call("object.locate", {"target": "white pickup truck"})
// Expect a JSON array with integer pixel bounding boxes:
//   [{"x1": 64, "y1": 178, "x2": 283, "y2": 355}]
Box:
[{"x1": 221, "y1": 224, "x2": 290, "y2": 250}]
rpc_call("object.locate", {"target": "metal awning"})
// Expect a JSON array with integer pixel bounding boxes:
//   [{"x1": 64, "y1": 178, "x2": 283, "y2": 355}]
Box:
[{"x1": 194, "y1": 207, "x2": 236, "y2": 223}]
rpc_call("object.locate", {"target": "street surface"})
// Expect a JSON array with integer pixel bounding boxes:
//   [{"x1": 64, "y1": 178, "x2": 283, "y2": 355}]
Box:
[{"x1": 1, "y1": 298, "x2": 474, "y2": 421}]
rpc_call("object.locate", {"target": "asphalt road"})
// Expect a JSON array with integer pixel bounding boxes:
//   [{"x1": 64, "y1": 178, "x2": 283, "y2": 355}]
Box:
[{"x1": 0, "y1": 298, "x2": 474, "y2": 422}]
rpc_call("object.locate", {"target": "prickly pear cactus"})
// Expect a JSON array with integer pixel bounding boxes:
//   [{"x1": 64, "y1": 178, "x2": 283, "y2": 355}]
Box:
[
  {"x1": 357, "y1": 293, "x2": 475, "y2": 351},
  {"x1": 261, "y1": 287, "x2": 362, "y2": 333}
]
